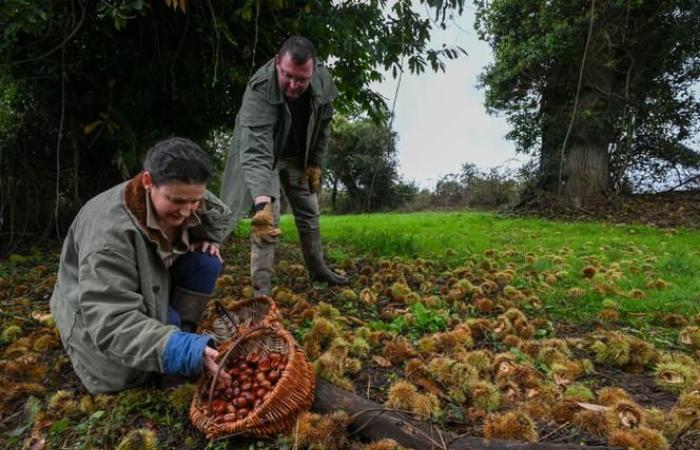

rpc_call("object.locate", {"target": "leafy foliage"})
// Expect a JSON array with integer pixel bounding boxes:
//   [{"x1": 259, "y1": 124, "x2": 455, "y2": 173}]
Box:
[
  {"x1": 0, "y1": 0, "x2": 465, "y2": 250},
  {"x1": 323, "y1": 115, "x2": 418, "y2": 213},
  {"x1": 369, "y1": 302, "x2": 448, "y2": 338},
  {"x1": 474, "y1": 0, "x2": 700, "y2": 199},
  {"x1": 430, "y1": 162, "x2": 526, "y2": 208}
]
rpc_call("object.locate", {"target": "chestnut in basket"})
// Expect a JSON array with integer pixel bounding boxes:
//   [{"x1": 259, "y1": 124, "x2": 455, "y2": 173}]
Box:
[
  {"x1": 206, "y1": 350, "x2": 286, "y2": 421},
  {"x1": 212, "y1": 399, "x2": 227, "y2": 415},
  {"x1": 258, "y1": 357, "x2": 271, "y2": 371}
]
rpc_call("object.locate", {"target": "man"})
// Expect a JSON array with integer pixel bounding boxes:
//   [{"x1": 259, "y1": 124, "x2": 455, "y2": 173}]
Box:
[
  {"x1": 50, "y1": 138, "x2": 232, "y2": 393},
  {"x1": 220, "y1": 36, "x2": 348, "y2": 296}
]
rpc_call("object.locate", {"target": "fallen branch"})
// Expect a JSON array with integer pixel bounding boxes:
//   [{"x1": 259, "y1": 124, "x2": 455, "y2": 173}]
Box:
[{"x1": 312, "y1": 379, "x2": 620, "y2": 450}]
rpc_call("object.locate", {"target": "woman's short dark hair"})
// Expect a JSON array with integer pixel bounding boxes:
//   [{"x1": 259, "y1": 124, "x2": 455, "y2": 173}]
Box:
[
  {"x1": 143, "y1": 137, "x2": 212, "y2": 186},
  {"x1": 278, "y1": 36, "x2": 316, "y2": 64}
]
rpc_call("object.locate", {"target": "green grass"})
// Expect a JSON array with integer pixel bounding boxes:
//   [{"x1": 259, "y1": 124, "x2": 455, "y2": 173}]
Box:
[{"x1": 272, "y1": 210, "x2": 700, "y2": 324}]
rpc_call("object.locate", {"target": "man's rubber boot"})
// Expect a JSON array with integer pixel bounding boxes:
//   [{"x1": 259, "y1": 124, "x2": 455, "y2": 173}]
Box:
[
  {"x1": 299, "y1": 230, "x2": 349, "y2": 285},
  {"x1": 251, "y1": 238, "x2": 275, "y2": 297},
  {"x1": 170, "y1": 287, "x2": 212, "y2": 333}
]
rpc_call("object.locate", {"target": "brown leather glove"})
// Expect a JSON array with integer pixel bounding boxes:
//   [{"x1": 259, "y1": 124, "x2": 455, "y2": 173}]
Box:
[
  {"x1": 301, "y1": 164, "x2": 322, "y2": 193},
  {"x1": 251, "y1": 203, "x2": 282, "y2": 246}
]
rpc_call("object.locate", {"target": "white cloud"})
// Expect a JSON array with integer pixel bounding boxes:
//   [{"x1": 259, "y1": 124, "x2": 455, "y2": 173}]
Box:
[{"x1": 370, "y1": 7, "x2": 526, "y2": 189}]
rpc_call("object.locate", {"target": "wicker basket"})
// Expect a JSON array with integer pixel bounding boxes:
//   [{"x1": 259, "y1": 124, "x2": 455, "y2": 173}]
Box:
[
  {"x1": 201, "y1": 296, "x2": 281, "y2": 343},
  {"x1": 190, "y1": 326, "x2": 315, "y2": 439}
]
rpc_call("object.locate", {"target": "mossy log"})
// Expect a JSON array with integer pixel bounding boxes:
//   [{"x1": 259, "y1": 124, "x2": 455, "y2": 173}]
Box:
[{"x1": 312, "y1": 379, "x2": 619, "y2": 450}]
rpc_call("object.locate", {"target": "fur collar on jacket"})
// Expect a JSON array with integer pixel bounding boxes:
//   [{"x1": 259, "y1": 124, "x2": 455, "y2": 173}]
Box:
[{"x1": 122, "y1": 171, "x2": 157, "y2": 242}]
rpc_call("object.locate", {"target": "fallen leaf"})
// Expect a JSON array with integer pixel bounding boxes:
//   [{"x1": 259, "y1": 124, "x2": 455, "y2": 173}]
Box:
[
  {"x1": 576, "y1": 402, "x2": 609, "y2": 412},
  {"x1": 372, "y1": 355, "x2": 391, "y2": 367}
]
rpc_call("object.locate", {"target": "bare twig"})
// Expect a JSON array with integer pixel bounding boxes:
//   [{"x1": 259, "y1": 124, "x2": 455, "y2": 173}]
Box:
[
  {"x1": 205, "y1": 0, "x2": 221, "y2": 86},
  {"x1": 539, "y1": 421, "x2": 571, "y2": 442},
  {"x1": 669, "y1": 418, "x2": 700, "y2": 448},
  {"x1": 366, "y1": 38, "x2": 404, "y2": 212},
  {"x1": 0, "y1": 409, "x2": 23, "y2": 427},
  {"x1": 8, "y1": 1, "x2": 86, "y2": 67},
  {"x1": 248, "y1": 0, "x2": 260, "y2": 79},
  {"x1": 658, "y1": 173, "x2": 700, "y2": 194},
  {"x1": 169, "y1": 5, "x2": 190, "y2": 93},
  {"x1": 435, "y1": 424, "x2": 448, "y2": 449},
  {"x1": 54, "y1": 26, "x2": 67, "y2": 241}
]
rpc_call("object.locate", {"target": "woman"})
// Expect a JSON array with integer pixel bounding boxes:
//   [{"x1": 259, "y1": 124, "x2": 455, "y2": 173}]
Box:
[{"x1": 50, "y1": 137, "x2": 233, "y2": 394}]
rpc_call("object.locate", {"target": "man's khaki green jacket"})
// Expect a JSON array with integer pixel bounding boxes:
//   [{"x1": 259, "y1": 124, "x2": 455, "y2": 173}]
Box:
[
  {"x1": 219, "y1": 57, "x2": 338, "y2": 228},
  {"x1": 50, "y1": 174, "x2": 233, "y2": 393}
]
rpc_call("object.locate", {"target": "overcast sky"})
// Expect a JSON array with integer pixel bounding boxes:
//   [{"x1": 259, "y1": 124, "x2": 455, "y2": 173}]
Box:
[{"x1": 371, "y1": 6, "x2": 527, "y2": 190}]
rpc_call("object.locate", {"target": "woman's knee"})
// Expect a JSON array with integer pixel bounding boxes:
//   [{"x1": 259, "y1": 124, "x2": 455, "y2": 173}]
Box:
[
  {"x1": 193, "y1": 251, "x2": 223, "y2": 277},
  {"x1": 177, "y1": 251, "x2": 222, "y2": 277}
]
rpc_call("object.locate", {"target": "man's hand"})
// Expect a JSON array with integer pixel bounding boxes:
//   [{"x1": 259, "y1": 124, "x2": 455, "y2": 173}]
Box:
[
  {"x1": 301, "y1": 164, "x2": 322, "y2": 193},
  {"x1": 251, "y1": 203, "x2": 282, "y2": 246},
  {"x1": 202, "y1": 346, "x2": 231, "y2": 385}
]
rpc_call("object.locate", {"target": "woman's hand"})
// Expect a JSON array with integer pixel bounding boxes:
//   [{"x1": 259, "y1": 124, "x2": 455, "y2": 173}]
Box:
[
  {"x1": 203, "y1": 346, "x2": 231, "y2": 386},
  {"x1": 191, "y1": 240, "x2": 223, "y2": 262}
]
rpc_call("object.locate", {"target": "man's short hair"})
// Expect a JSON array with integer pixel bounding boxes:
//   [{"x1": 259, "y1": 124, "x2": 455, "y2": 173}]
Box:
[
  {"x1": 143, "y1": 137, "x2": 212, "y2": 186},
  {"x1": 278, "y1": 36, "x2": 316, "y2": 64}
]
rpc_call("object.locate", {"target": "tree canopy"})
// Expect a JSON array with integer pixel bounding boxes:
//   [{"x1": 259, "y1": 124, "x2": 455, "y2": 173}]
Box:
[
  {"x1": 0, "y1": 0, "x2": 465, "y2": 249},
  {"x1": 474, "y1": 0, "x2": 700, "y2": 205},
  {"x1": 323, "y1": 115, "x2": 417, "y2": 213}
]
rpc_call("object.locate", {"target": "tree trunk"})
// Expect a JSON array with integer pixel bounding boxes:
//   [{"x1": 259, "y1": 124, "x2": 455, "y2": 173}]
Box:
[
  {"x1": 560, "y1": 84, "x2": 612, "y2": 207},
  {"x1": 332, "y1": 176, "x2": 338, "y2": 213},
  {"x1": 533, "y1": 14, "x2": 625, "y2": 209},
  {"x1": 562, "y1": 141, "x2": 609, "y2": 208},
  {"x1": 537, "y1": 77, "x2": 567, "y2": 193}
]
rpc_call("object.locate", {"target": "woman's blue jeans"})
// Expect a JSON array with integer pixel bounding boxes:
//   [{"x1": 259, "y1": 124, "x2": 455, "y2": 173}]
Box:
[{"x1": 166, "y1": 251, "x2": 222, "y2": 327}]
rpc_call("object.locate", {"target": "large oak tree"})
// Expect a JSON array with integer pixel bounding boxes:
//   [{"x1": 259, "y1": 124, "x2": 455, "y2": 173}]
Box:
[{"x1": 475, "y1": 0, "x2": 700, "y2": 207}]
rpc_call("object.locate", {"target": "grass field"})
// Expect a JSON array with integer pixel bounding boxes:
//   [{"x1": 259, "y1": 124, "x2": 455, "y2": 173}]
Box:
[{"x1": 265, "y1": 211, "x2": 700, "y2": 327}]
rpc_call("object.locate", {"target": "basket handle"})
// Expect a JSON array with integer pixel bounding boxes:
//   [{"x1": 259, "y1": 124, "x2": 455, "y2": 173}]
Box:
[
  {"x1": 214, "y1": 300, "x2": 239, "y2": 331},
  {"x1": 208, "y1": 325, "x2": 270, "y2": 409}
]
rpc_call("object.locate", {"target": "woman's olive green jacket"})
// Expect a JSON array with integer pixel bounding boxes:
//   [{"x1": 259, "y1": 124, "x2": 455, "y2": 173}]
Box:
[{"x1": 50, "y1": 173, "x2": 233, "y2": 393}]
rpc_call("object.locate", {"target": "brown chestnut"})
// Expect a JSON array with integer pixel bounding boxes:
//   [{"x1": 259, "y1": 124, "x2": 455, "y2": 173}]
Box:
[
  {"x1": 234, "y1": 397, "x2": 249, "y2": 408},
  {"x1": 257, "y1": 357, "x2": 271, "y2": 371},
  {"x1": 246, "y1": 352, "x2": 260, "y2": 364},
  {"x1": 267, "y1": 370, "x2": 280, "y2": 382},
  {"x1": 212, "y1": 399, "x2": 227, "y2": 415}
]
